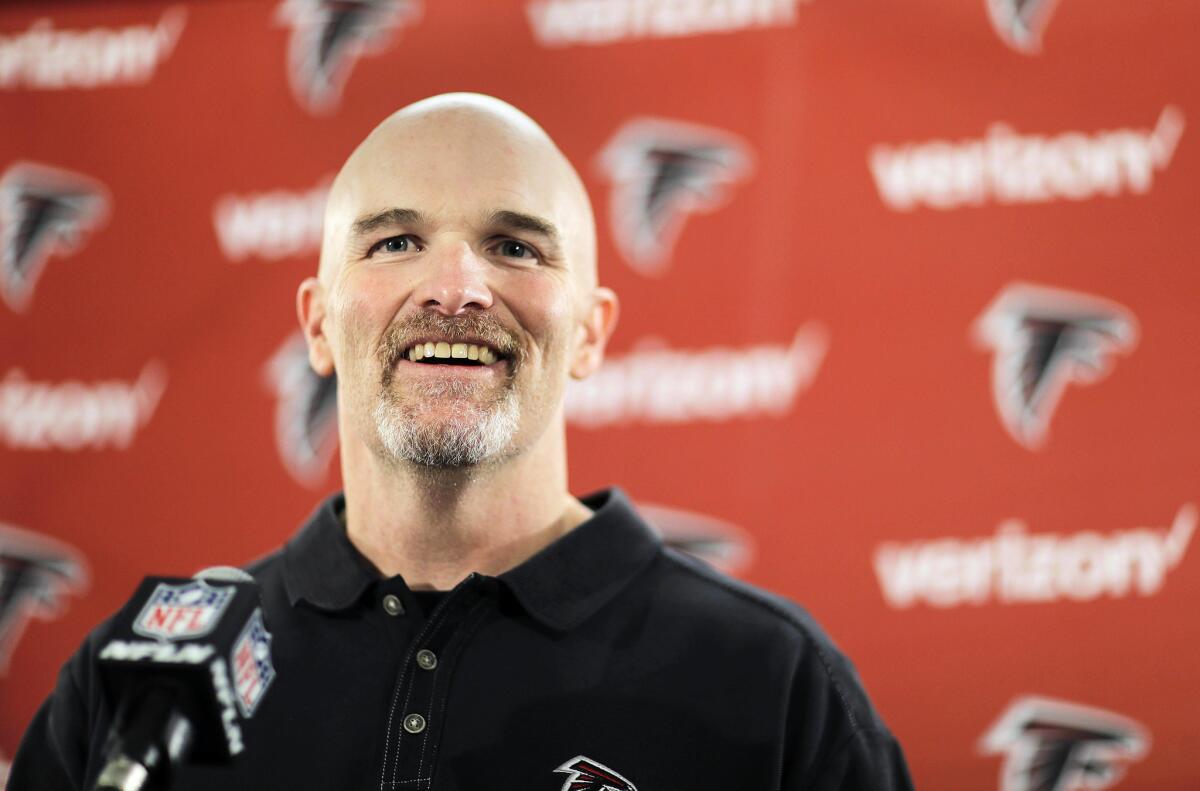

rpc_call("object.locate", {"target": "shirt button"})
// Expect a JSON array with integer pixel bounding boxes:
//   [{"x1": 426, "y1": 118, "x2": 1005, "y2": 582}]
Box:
[
  {"x1": 403, "y1": 713, "x2": 426, "y2": 734},
  {"x1": 382, "y1": 594, "x2": 404, "y2": 616},
  {"x1": 415, "y1": 649, "x2": 438, "y2": 670}
]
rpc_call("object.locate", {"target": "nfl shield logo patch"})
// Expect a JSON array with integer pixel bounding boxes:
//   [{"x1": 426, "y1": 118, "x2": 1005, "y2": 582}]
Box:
[
  {"x1": 132, "y1": 580, "x2": 235, "y2": 641},
  {"x1": 231, "y1": 608, "x2": 275, "y2": 717}
]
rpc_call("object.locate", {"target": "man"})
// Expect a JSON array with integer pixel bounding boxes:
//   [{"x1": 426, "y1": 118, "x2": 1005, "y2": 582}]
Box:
[{"x1": 12, "y1": 94, "x2": 913, "y2": 790}]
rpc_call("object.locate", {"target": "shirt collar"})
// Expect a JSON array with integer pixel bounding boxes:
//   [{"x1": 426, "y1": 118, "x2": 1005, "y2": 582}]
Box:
[
  {"x1": 282, "y1": 488, "x2": 662, "y2": 631},
  {"x1": 499, "y1": 488, "x2": 661, "y2": 631},
  {"x1": 282, "y1": 493, "x2": 376, "y2": 610}
]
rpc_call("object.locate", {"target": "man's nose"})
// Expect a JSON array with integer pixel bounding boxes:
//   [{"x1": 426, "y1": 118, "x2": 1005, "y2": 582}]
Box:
[{"x1": 413, "y1": 241, "x2": 494, "y2": 316}]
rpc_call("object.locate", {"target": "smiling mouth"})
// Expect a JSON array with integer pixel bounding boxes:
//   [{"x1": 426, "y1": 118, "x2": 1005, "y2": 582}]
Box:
[{"x1": 402, "y1": 341, "x2": 504, "y2": 368}]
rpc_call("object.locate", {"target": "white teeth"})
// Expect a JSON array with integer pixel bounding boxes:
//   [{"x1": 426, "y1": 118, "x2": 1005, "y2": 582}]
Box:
[{"x1": 406, "y1": 341, "x2": 500, "y2": 364}]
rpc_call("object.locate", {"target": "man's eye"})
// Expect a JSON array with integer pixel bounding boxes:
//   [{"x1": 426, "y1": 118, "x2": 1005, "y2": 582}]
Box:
[
  {"x1": 368, "y1": 235, "x2": 415, "y2": 256},
  {"x1": 496, "y1": 240, "x2": 537, "y2": 260}
]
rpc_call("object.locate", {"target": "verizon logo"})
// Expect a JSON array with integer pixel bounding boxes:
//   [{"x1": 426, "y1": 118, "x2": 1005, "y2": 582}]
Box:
[
  {"x1": 0, "y1": 8, "x2": 186, "y2": 90},
  {"x1": 565, "y1": 323, "x2": 827, "y2": 427},
  {"x1": 869, "y1": 106, "x2": 1185, "y2": 211},
  {"x1": 874, "y1": 505, "x2": 1196, "y2": 609},
  {"x1": 526, "y1": 0, "x2": 804, "y2": 47},
  {"x1": 213, "y1": 180, "x2": 328, "y2": 262},
  {"x1": 0, "y1": 362, "x2": 167, "y2": 451}
]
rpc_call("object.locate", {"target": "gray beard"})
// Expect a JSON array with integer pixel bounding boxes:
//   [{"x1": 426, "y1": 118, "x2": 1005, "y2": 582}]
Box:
[{"x1": 371, "y1": 382, "x2": 520, "y2": 468}]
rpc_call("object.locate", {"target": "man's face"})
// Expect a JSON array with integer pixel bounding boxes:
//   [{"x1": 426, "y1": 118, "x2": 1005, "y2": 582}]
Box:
[{"x1": 310, "y1": 108, "x2": 603, "y2": 469}]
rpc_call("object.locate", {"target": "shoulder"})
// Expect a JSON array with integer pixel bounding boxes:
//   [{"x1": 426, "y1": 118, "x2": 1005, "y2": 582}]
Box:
[{"x1": 644, "y1": 547, "x2": 890, "y2": 733}]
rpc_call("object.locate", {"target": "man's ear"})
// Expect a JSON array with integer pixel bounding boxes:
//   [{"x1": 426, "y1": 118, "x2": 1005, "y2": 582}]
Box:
[
  {"x1": 297, "y1": 277, "x2": 335, "y2": 377},
  {"x1": 571, "y1": 287, "x2": 620, "y2": 379}
]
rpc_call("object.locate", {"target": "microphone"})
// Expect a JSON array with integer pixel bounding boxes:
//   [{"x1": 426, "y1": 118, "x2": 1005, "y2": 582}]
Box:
[{"x1": 91, "y1": 566, "x2": 275, "y2": 791}]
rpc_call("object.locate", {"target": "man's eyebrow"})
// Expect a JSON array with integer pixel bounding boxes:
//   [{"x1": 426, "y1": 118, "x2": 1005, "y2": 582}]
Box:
[
  {"x1": 486, "y1": 210, "x2": 561, "y2": 244},
  {"x1": 351, "y1": 208, "x2": 423, "y2": 236}
]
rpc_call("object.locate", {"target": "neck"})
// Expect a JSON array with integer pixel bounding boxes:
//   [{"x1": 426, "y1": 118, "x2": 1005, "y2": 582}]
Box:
[{"x1": 339, "y1": 424, "x2": 591, "y2": 591}]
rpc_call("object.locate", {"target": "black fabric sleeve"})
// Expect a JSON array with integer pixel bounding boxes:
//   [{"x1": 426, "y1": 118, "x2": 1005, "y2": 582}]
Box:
[
  {"x1": 8, "y1": 654, "x2": 91, "y2": 791},
  {"x1": 8, "y1": 620, "x2": 118, "y2": 791},
  {"x1": 795, "y1": 728, "x2": 915, "y2": 791},
  {"x1": 777, "y1": 618, "x2": 915, "y2": 791}
]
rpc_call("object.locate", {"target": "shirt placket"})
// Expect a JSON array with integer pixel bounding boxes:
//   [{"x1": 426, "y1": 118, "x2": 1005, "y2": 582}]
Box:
[{"x1": 378, "y1": 574, "x2": 493, "y2": 791}]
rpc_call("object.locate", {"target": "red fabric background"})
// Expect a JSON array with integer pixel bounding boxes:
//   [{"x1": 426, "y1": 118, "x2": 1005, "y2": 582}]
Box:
[{"x1": 2, "y1": 1, "x2": 1197, "y2": 788}]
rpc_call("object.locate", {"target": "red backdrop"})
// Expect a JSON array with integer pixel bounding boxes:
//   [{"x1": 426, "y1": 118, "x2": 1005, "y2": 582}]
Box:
[{"x1": 2, "y1": 1, "x2": 1198, "y2": 788}]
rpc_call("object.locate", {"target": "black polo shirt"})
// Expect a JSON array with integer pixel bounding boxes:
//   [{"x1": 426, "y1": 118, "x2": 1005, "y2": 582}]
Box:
[{"x1": 11, "y1": 489, "x2": 913, "y2": 790}]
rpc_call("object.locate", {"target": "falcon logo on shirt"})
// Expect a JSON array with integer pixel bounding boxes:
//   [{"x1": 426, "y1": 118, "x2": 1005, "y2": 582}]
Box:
[
  {"x1": 598, "y1": 118, "x2": 752, "y2": 276},
  {"x1": 0, "y1": 523, "x2": 88, "y2": 673},
  {"x1": 276, "y1": 0, "x2": 422, "y2": 114},
  {"x1": 265, "y1": 332, "x2": 339, "y2": 486},
  {"x1": 973, "y1": 282, "x2": 1136, "y2": 450},
  {"x1": 0, "y1": 162, "x2": 109, "y2": 313},
  {"x1": 980, "y1": 696, "x2": 1148, "y2": 791},
  {"x1": 986, "y1": 0, "x2": 1062, "y2": 53},
  {"x1": 555, "y1": 756, "x2": 637, "y2": 791}
]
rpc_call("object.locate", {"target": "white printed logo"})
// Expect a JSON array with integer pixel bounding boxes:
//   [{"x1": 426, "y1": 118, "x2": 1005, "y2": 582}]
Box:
[
  {"x1": 873, "y1": 504, "x2": 1196, "y2": 609},
  {"x1": 231, "y1": 608, "x2": 275, "y2": 718},
  {"x1": 265, "y1": 332, "x2": 339, "y2": 486},
  {"x1": 980, "y1": 696, "x2": 1148, "y2": 791},
  {"x1": 213, "y1": 178, "x2": 329, "y2": 262},
  {"x1": 974, "y1": 283, "x2": 1136, "y2": 450},
  {"x1": 597, "y1": 118, "x2": 753, "y2": 275},
  {"x1": 0, "y1": 8, "x2": 186, "y2": 90},
  {"x1": 0, "y1": 523, "x2": 88, "y2": 673},
  {"x1": 565, "y1": 324, "x2": 827, "y2": 428},
  {"x1": 277, "y1": 0, "x2": 421, "y2": 114},
  {"x1": 639, "y1": 503, "x2": 753, "y2": 574},
  {"x1": 527, "y1": 0, "x2": 805, "y2": 47},
  {"x1": 869, "y1": 107, "x2": 1185, "y2": 211},
  {"x1": 987, "y1": 0, "x2": 1062, "y2": 54},
  {"x1": 133, "y1": 580, "x2": 236, "y2": 641},
  {"x1": 1, "y1": 162, "x2": 110, "y2": 312},
  {"x1": 0, "y1": 363, "x2": 167, "y2": 451}
]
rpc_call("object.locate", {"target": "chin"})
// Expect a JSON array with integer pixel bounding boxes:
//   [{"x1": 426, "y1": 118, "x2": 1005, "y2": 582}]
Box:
[{"x1": 371, "y1": 397, "x2": 519, "y2": 469}]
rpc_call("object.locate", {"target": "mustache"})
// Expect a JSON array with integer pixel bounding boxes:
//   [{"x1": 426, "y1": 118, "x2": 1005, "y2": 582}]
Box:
[{"x1": 377, "y1": 312, "x2": 526, "y2": 375}]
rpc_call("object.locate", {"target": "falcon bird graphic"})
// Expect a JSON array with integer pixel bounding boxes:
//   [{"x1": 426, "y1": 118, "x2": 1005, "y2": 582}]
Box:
[
  {"x1": 986, "y1": 0, "x2": 1063, "y2": 53},
  {"x1": 0, "y1": 524, "x2": 88, "y2": 673},
  {"x1": 555, "y1": 756, "x2": 637, "y2": 791},
  {"x1": 980, "y1": 696, "x2": 1148, "y2": 791},
  {"x1": 0, "y1": 162, "x2": 109, "y2": 313},
  {"x1": 277, "y1": 0, "x2": 421, "y2": 114},
  {"x1": 265, "y1": 332, "x2": 339, "y2": 486},
  {"x1": 974, "y1": 282, "x2": 1136, "y2": 450},
  {"x1": 598, "y1": 118, "x2": 752, "y2": 276}
]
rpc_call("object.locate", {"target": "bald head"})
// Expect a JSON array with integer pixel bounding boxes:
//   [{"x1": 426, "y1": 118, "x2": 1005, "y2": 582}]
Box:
[{"x1": 320, "y1": 93, "x2": 597, "y2": 290}]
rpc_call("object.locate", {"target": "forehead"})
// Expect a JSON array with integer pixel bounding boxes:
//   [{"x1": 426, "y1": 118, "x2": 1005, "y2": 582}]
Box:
[{"x1": 333, "y1": 112, "x2": 577, "y2": 234}]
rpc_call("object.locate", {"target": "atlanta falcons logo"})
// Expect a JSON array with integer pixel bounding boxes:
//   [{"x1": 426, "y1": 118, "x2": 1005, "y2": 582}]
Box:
[
  {"x1": 0, "y1": 162, "x2": 109, "y2": 313},
  {"x1": 974, "y1": 282, "x2": 1136, "y2": 451},
  {"x1": 265, "y1": 332, "x2": 339, "y2": 486},
  {"x1": 980, "y1": 696, "x2": 1148, "y2": 791},
  {"x1": 555, "y1": 756, "x2": 637, "y2": 791},
  {"x1": 277, "y1": 0, "x2": 422, "y2": 114},
  {"x1": 597, "y1": 118, "x2": 752, "y2": 277},
  {"x1": 0, "y1": 523, "x2": 88, "y2": 673},
  {"x1": 986, "y1": 0, "x2": 1063, "y2": 53},
  {"x1": 637, "y1": 503, "x2": 753, "y2": 575}
]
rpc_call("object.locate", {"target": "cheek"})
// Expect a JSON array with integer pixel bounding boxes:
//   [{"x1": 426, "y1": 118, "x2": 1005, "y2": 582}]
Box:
[
  {"x1": 329, "y1": 273, "x2": 406, "y2": 370},
  {"x1": 503, "y1": 276, "x2": 578, "y2": 352}
]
